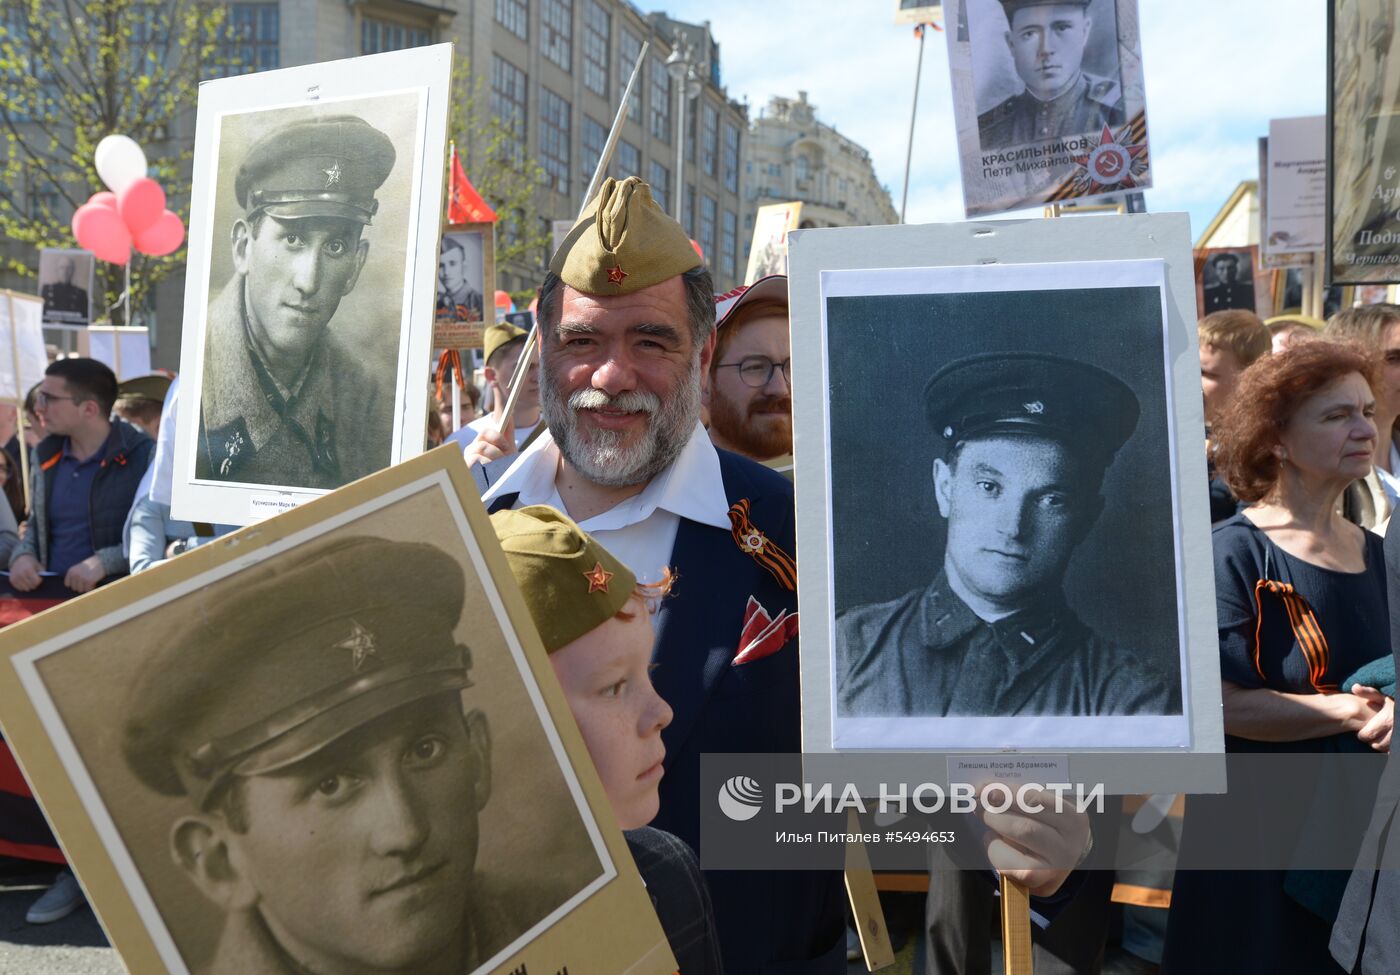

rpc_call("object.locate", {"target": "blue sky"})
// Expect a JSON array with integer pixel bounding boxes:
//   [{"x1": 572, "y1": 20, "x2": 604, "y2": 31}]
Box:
[{"x1": 659, "y1": 0, "x2": 1327, "y2": 239}]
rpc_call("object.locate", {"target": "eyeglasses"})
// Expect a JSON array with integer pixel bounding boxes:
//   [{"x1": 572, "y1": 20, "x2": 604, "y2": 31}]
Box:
[
  {"x1": 715, "y1": 355, "x2": 791, "y2": 389},
  {"x1": 33, "y1": 391, "x2": 74, "y2": 408}
]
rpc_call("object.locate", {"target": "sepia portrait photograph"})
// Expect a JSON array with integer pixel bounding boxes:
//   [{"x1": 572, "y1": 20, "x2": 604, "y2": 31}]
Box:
[
  {"x1": 434, "y1": 225, "x2": 495, "y2": 352},
  {"x1": 0, "y1": 453, "x2": 677, "y2": 975},
  {"x1": 173, "y1": 46, "x2": 451, "y2": 528},
  {"x1": 1195, "y1": 246, "x2": 1264, "y2": 318},
  {"x1": 38, "y1": 247, "x2": 94, "y2": 328},
  {"x1": 743, "y1": 201, "x2": 802, "y2": 285},
  {"x1": 947, "y1": 0, "x2": 1152, "y2": 217}
]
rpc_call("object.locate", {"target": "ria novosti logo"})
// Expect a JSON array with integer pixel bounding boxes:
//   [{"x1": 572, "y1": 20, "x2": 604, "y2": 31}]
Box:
[{"x1": 717, "y1": 775, "x2": 764, "y2": 821}]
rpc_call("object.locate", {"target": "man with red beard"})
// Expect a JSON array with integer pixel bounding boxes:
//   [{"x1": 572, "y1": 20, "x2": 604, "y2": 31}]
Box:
[{"x1": 705, "y1": 275, "x2": 793, "y2": 463}]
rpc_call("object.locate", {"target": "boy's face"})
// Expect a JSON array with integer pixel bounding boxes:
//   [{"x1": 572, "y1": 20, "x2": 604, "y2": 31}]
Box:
[
  {"x1": 224, "y1": 696, "x2": 484, "y2": 973},
  {"x1": 1199, "y1": 342, "x2": 1243, "y2": 426},
  {"x1": 550, "y1": 596, "x2": 673, "y2": 829}
]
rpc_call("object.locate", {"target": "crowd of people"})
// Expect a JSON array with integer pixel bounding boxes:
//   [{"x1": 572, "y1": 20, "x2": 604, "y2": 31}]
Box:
[{"x1": 1, "y1": 174, "x2": 1398, "y2": 975}]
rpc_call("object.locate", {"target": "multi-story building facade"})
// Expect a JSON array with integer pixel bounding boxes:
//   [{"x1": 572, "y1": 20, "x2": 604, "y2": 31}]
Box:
[
  {"x1": 741, "y1": 91, "x2": 897, "y2": 267},
  {"x1": 3, "y1": 0, "x2": 748, "y2": 367}
]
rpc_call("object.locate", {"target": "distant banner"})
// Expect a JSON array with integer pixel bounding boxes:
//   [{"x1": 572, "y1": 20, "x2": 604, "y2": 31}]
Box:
[
  {"x1": 1264, "y1": 116, "x2": 1326, "y2": 263},
  {"x1": 744, "y1": 202, "x2": 802, "y2": 285},
  {"x1": 895, "y1": 0, "x2": 943, "y2": 25},
  {"x1": 945, "y1": 0, "x2": 1151, "y2": 217},
  {"x1": 1328, "y1": 0, "x2": 1400, "y2": 283}
]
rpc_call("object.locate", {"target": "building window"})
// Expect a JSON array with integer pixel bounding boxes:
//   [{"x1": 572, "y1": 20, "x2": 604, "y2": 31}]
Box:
[
  {"x1": 210, "y1": 3, "x2": 279, "y2": 76},
  {"x1": 700, "y1": 195, "x2": 716, "y2": 268},
  {"x1": 686, "y1": 102, "x2": 696, "y2": 163},
  {"x1": 491, "y1": 56, "x2": 529, "y2": 163},
  {"x1": 27, "y1": 179, "x2": 59, "y2": 221},
  {"x1": 795, "y1": 155, "x2": 809, "y2": 181},
  {"x1": 580, "y1": 114, "x2": 607, "y2": 184},
  {"x1": 723, "y1": 122, "x2": 740, "y2": 192},
  {"x1": 582, "y1": 0, "x2": 609, "y2": 97},
  {"x1": 701, "y1": 103, "x2": 718, "y2": 177},
  {"x1": 722, "y1": 209, "x2": 737, "y2": 278},
  {"x1": 649, "y1": 160, "x2": 670, "y2": 213},
  {"x1": 614, "y1": 139, "x2": 640, "y2": 180},
  {"x1": 541, "y1": 0, "x2": 572, "y2": 71},
  {"x1": 649, "y1": 58, "x2": 671, "y2": 143},
  {"x1": 683, "y1": 185, "x2": 696, "y2": 237},
  {"x1": 618, "y1": 28, "x2": 643, "y2": 124},
  {"x1": 539, "y1": 87, "x2": 571, "y2": 195},
  {"x1": 361, "y1": 16, "x2": 432, "y2": 54},
  {"x1": 496, "y1": 0, "x2": 528, "y2": 40}
]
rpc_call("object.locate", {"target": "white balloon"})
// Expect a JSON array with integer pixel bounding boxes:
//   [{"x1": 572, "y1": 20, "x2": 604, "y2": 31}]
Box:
[{"x1": 94, "y1": 134, "x2": 147, "y2": 194}]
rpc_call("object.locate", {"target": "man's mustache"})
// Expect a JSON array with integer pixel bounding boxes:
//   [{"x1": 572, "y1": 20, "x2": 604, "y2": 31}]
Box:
[
  {"x1": 748, "y1": 395, "x2": 792, "y2": 417},
  {"x1": 568, "y1": 388, "x2": 661, "y2": 415}
]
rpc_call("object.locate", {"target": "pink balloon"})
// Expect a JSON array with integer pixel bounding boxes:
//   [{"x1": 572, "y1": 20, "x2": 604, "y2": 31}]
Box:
[
  {"x1": 117, "y1": 177, "x2": 165, "y2": 235},
  {"x1": 73, "y1": 201, "x2": 131, "y2": 265},
  {"x1": 90, "y1": 191, "x2": 117, "y2": 211},
  {"x1": 133, "y1": 210, "x2": 185, "y2": 257}
]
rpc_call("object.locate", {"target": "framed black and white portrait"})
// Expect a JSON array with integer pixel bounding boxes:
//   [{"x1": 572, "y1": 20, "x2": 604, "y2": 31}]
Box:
[
  {"x1": 38, "y1": 247, "x2": 95, "y2": 328},
  {"x1": 172, "y1": 46, "x2": 453, "y2": 526},
  {"x1": 434, "y1": 224, "x2": 495, "y2": 352},
  {"x1": 946, "y1": 0, "x2": 1152, "y2": 217},
  {"x1": 788, "y1": 216, "x2": 1224, "y2": 794},
  {"x1": 1195, "y1": 246, "x2": 1265, "y2": 318},
  {"x1": 0, "y1": 450, "x2": 677, "y2": 975}
]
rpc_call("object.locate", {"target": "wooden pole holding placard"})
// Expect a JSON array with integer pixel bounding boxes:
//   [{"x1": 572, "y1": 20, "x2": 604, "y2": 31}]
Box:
[
  {"x1": 451, "y1": 371, "x2": 462, "y2": 433},
  {"x1": 1000, "y1": 875, "x2": 1034, "y2": 974},
  {"x1": 4, "y1": 292, "x2": 32, "y2": 513}
]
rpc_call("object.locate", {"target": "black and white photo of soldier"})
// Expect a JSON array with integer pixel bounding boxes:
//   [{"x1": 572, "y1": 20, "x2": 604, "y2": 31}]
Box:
[
  {"x1": 437, "y1": 233, "x2": 485, "y2": 324},
  {"x1": 1201, "y1": 250, "x2": 1257, "y2": 314},
  {"x1": 38, "y1": 250, "x2": 93, "y2": 326},
  {"x1": 197, "y1": 97, "x2": 416, "y2": 490},
  {"x1": 973, "y1": 0, "x2": 1125, "y2": 151},
  {"x1": 827, "y1": 285, "x2": 1184, "y2": 722}
]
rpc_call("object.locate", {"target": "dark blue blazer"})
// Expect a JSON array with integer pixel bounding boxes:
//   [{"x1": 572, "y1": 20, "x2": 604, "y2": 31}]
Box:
[{"x1": 484, "y1": 449, "x2": 847, "y2": 974}]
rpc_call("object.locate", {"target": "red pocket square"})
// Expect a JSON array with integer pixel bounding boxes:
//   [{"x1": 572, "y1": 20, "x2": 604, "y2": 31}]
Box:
[{"x1": 733, "y1": 596, "x2": 799, "y2": 666}]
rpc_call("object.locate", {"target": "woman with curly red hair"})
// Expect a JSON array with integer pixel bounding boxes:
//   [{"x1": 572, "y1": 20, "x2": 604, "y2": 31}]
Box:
[{"x1": 1165, "y1": 341, "x2": 1395, "y2": 973}]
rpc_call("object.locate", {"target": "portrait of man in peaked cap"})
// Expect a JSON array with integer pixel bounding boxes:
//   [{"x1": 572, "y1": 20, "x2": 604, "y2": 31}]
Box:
[{"x1": 195, "y1": 94, "x2": 422, "y2": 492}]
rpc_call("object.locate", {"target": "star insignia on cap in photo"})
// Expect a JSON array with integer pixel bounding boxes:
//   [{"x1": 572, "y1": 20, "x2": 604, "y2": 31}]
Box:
[
  {"x1": 323, "y1": 161, "x2": 343, "y2": 188},
  {"x1": 583, "y1": 561, "x2": 614, "y2": 593},
  {"x1": 335, "y1": 620, "x2": 377, "y2": 672},
  {"x1": 606, "y1": 265, "x2": 628, "y2": 285}
]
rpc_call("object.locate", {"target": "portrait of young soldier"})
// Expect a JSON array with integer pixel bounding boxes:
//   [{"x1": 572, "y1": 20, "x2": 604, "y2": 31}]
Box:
[
  {"x1": 197, "y1": 113, "x2": 400, "y2": 490},
  {"x1": 837, "y1": 352, "x2": 1175, "y2": 717},
  {"x1": 1201, "y1": 251, "x2": 1256, "y2": 315},
  {"x1": 119, "y1": 534, "x2": 573, "y2": 975},
  {"x1": 977, "y1": 0, "x2": 1125, "y2": 151},
  {"x1": 436, "y1": 234, "x2": 485, "y2": 322}
]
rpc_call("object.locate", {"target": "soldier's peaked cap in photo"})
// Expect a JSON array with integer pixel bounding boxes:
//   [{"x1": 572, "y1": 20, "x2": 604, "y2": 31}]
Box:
[
  {"x1": 925, "y1": 352, "x2": 1139, "y2": 466},
  {"x1": 550, "y1": 176, "x2": 702, "y2": 295},
  {"x1": 122, "y1": 535, "x2": 472, "y2": 808},
  {"x1": 235, "y1": 115, "x2": 396, "y2": 225},
  {"x1": 1000, "y1": 0, "x2": 1090, "y2": 17}
]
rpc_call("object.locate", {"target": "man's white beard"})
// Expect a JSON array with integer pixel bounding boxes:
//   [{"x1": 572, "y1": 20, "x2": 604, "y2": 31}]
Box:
[{"x1": 542, "y1": 357, "x2": 700, "y2": 487}]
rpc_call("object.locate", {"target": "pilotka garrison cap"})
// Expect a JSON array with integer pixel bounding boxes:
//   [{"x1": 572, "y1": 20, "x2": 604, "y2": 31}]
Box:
[{"x1": 550, "y1": 177, "x2": 702, "y2": 295}]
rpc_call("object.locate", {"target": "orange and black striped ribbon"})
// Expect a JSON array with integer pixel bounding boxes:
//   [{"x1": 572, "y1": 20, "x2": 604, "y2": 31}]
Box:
[
  {"x1": 434, "y1": 349, "x2": 463, "y2": 405},
  {"x1": 727, "y1": 499, "x2": 797, "y2": 592},
  {"x1": 1252, "y1": 579, "x2": 1337, "y2": 694},
  {"x1": 1047, "y1": 110, "x2": 1150, "y2": 203}
]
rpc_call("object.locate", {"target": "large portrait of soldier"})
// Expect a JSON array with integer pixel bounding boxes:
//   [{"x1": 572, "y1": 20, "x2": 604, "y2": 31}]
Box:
[
  {"x1": 38, "y1": 248, "x2": 94, "y2": 328},
  {"x1": 172, "y1": 46, "x2": 451, "y2": 527},
  {"x1": 947, "y1": 0, "x2": 1152, "y2": 218},
  {"x1": 785, "y1": 216, "x2": 1229, "y2": 772},
  {"x1": 0, "y1": 451, "x2": 677, "y2": 975}
]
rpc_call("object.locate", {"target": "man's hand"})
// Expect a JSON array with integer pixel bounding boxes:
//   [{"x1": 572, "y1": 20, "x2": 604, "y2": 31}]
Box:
[
  {"x1": 461, "y1": 419, "x2": 516, "y2": 468},
  {"x1": 1353, "y1": 684, "x2": 1394, "y2": 752},
  {"x1": 8, "y1": 553, "x2": 42, "y2": 592},
  {"x1": 64, "y1": 555, "x2": 107, "y2": 594},
  {"x1": 978, "y1": 784, "x2": 1092, "y2": 898}
]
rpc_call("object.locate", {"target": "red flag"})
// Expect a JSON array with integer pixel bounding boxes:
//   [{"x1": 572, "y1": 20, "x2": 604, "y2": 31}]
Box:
[{"x1": 448, "y1": 144, "x2": 497, "y2": 224}]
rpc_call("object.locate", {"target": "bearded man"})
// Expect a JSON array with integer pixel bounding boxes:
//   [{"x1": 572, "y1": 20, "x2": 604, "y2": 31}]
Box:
[{"x1": 705, "y1": 275, "x2": 792, "y2": 463}]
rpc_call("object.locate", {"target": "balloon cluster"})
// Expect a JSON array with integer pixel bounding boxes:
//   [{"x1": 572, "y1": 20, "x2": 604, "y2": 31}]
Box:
[{"x1": 71, "y1": 135, "x2": 186, "y2": 266}]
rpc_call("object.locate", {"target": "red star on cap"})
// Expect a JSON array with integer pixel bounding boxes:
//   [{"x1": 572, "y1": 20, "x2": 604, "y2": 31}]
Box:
[
  {"x1": 607, "y1": 265, "x2": 628, "y2": 285},
  {"x1": 583, "y1": 561, "x2": 614, "y2": 593}
]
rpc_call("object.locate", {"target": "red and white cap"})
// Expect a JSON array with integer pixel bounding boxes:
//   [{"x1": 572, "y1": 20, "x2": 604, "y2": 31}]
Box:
[{"x1": 713, "y1": 274, "x2": 788, "y2": 331}]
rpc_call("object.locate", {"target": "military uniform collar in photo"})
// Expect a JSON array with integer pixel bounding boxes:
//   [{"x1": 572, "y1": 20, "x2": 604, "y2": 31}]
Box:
[
  {"x1": 550, "y1": 176, "x2": 701, "y2": 295},
  {"x1": 491, "y1": 505, "x2": 636, "y2": 653},
  {"x1": 925, "y1": 352, "x2": 1139, "y2": 469},
  {"x1": 236, "y1": 115, "x2": 396, "y2": 225},
  {"x1": 122, "y1": 536, "x2": 472, "y2": 808},
  {"x1": 484, "y1": 321, "x2": 528, "y2": 363}
]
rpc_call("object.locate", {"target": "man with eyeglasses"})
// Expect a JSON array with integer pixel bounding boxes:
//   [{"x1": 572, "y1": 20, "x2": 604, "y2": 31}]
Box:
[{"x1": 706, "y1": 275, "x2": 793, "y2": 463}]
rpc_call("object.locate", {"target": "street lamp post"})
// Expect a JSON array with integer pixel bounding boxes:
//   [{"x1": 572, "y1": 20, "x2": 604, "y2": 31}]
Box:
[{"x1": 666, "y1": 44, "x2": 702, "y2": 226}]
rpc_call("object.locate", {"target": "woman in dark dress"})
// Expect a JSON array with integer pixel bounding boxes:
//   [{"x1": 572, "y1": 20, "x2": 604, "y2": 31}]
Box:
[{"x1": 1165, "y1": 341, "x2": 1395, "y2": 974}]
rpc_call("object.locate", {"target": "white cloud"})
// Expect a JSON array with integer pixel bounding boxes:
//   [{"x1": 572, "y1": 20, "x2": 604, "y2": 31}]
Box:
[{"x1": 662, "y1": 0, "x2": 1327, "y2": 234}]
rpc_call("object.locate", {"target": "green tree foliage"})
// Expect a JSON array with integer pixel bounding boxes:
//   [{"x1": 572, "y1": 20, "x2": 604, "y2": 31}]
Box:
[
  {"x1": 448, "y1": 56, "x2": 550, "y2": 304},
  {"x1": 0, "y1": 0, "x2": 234, "y2": 319}
]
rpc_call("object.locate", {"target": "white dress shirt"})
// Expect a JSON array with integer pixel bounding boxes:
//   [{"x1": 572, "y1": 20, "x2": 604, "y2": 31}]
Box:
[{"x1": 482, "y1": 421, "x2": 731, "y2": 584}]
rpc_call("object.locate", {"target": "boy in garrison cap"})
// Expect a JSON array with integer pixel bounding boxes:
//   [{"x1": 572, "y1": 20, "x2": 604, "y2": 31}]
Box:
[
  {"x1": 839, "y1": 351, "x2": 1174, "y2": 719},
  {"x1": 446, "y1": 322, "x2": 541, "y2": 452},
  {"x1": 121, "y1": 535, "x2": 559, "y2": 975},
  {"x1": 978, "y1": 0, "x2": 1124, "y2": 150},
  {"x1": 197, "y1": 115, "x2": 398, "y2": 490},
  {"x1": 491, "y1": 504, "x2": 722, "y2": 975}
]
